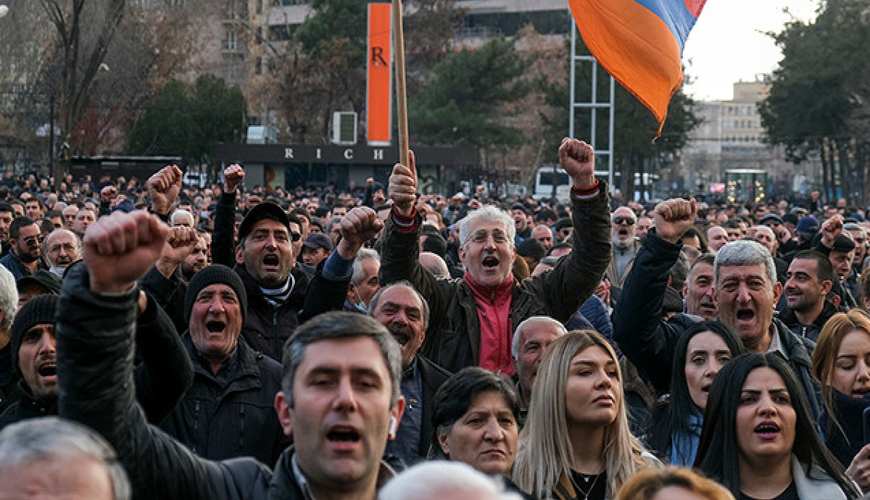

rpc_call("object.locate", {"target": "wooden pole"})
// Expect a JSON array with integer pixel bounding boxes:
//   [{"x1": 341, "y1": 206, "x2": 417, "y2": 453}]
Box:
[{"x1": 391, "y1": 0, "x2": 410, "y2": 167}]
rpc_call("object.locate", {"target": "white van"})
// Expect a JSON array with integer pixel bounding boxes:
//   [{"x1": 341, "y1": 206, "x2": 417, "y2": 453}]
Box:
[{"x1": 533, "y1": 166, "x2": 572, "y2": 203}]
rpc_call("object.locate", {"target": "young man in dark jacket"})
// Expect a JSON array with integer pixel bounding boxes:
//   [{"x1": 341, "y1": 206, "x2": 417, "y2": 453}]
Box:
[{"x1": 58, "y1": 209, "x2": 404, "y2": 500}]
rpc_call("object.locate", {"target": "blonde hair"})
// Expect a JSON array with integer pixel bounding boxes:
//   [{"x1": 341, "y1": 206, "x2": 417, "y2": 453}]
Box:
[
  {"x1": 812, "y1": 309, "x2": 870, "y2": 437},
  {"x1": 513, "y1": 330, "x2": 651, "y2": 498},
  {"x1": 614, "y1": 467, "x2": 735, "y2": 500}
]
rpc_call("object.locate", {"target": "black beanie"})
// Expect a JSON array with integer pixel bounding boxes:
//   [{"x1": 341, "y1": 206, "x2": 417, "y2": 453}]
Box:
[
  {"x1": 11, "y1": 294, "x2": 58, "y2": 372},
  {"x1": 184, "y1": 265, "x2": 248, "y2": 326}
]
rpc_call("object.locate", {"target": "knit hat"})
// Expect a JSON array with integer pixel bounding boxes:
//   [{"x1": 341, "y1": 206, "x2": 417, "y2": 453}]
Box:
[
  {"x1": 184, "y1": 265, "x2": 248, "y2": 326},
  {"x1": 11, "y1": 294, "x2": 58, "y2": 372}
]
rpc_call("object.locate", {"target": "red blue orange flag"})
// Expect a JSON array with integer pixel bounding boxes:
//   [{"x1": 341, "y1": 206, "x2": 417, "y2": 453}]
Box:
[{"x1": 568, "y1": 0, "x2": 706, "y2": 135}]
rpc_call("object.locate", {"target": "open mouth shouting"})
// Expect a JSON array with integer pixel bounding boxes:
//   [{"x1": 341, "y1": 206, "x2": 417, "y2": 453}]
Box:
[
  {"x1": 36, "y1": 359, "x2": 57, "y2": 381},
  {"x1": 326, "y1": 425, "x2": 362, "y2": 452},
  {"x1": 736, "y1": 307, "x2": 755, "y2": 323},
  {"x1": 262, "y1": 253, "x2": 281, "y2": 271},
  {"x1": 754, "y1": 421, "x2": 781, "y2": 440},
  {"x1": 206, "y1": 320, "x2": 227, "y2": 334},
  {"x1": 482, "y1": 256, "x2": 500, "y2": 269}
]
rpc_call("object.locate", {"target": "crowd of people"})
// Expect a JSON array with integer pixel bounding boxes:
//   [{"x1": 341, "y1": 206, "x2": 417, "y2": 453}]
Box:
[{"x1": 1, "y1": 138, "x2": 870, "y2": 499}]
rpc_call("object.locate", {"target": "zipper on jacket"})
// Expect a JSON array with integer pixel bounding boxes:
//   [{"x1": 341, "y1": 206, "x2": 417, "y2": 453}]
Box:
[{"x1": 239, "y1": 405, "x2": 245, "y2": 452}]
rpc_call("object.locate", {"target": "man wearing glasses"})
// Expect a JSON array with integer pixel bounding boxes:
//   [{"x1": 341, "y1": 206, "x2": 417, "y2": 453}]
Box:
[
  {"x1": 606, "y1": 206, "x2": 640, "y2": 288},
  {"x1": 379, "y1": 139, "x2": 611, "y2": 374},
  {"x1": 0, "y1": 217, "x2": 44, "y2": 280}
]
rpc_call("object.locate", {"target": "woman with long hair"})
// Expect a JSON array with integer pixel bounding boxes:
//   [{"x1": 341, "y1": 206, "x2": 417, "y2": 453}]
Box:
[
  {"x1": 513, "y1": 330, "x2": 657, "y2": 499},
  {"x1": 646, "y1": 321, "x2": 746, "y2": 466},
  {"x1": 696, "y1": 352, "x2": 860, "y2": 500},
  {"x1": 812, "y1": 309, "x2": 870, "y2": 489},
  {"x1": 431, "y1": 367, "x2": 533, "y2": 499}
]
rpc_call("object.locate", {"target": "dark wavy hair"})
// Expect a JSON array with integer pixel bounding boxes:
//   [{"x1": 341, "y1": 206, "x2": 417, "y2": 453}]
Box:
[
  {"x1": 695, "y1": 352, "x2": 859, "y2": 499},
  {"x1": 647, "y1": 320, "x2": 745, "y2": 462},
  {"x1": 430, "y1": 367, "x2": 521, "y2": 459}
]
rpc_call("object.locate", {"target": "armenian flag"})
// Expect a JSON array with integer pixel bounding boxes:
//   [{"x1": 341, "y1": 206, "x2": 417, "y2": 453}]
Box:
[{"x1": 568, "y1": 0, "x2": 706, "y2": 135}]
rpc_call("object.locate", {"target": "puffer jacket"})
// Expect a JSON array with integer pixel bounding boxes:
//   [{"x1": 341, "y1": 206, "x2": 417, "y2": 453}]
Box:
[
  {"x1": 159, "y1": 333, "x2": 288, "y2": 466},
  {"x1": 0, "y1": 287, "x2": 193, "y2": 430},
  {"x1": 58, "y1": 263, "x2": 399, "y2": 500},
  {"x1": 58, "y1": 263, "x2": 302, "y2": 500},
  {"x1": 377, "y1": 183, "x2": 611, "y2": 373}
]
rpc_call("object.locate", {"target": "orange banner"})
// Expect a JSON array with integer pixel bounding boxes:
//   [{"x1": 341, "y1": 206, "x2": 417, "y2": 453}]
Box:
[{"x1": 367, "y1": 3, "x2": 392, "y2": 145}]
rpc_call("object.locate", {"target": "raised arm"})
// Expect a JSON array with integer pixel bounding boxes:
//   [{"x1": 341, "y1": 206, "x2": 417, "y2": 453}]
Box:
[
  {"x1": 300, "y1": 207, "x2": 384, "y2": 321},
  {"x1": 525, "y1": 139, "x2": 611, "y2": 320},
  {"x1": 612, "y1": 198, "x2": 697, "y2": 393},
  {"x1": 377, "y1": 151, "x2": 448, "y2": 317},
  {"x1": 58, "y1": 211, "x2": 258, "y2": 500},
  {"x1": 212, "y1": 164, "x2": 244, "y2": 267}
]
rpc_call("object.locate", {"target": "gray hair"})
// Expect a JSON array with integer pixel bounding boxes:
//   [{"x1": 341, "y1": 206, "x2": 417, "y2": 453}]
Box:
[
  {"x1": 0, "y1": 417, "x2": 130, "y2": 500},
  {"x1": 368, "y1": 280, "x2": 431, "y2": 330},
  {"x1": 668, "y1": 250, "x2": 690, "y2": 291},
  {"x1": 352, "y1": 248, "x2": 380, "y2": 285},
  {"x1": 459, "y1": 206, "x2": 516, "y2": 251},
  {"x1": 714, "y1": 239, "x2": 777, "y2": 288},
  {"x1": 45, "y1": 228, "x2": 82, "y2": 250},
  {"x1": 379, "y1": 461, "x2": 523, "y2": 500},
  {"x1": 170, "y1": 209, "x2": 194, "y2": 226},
  {"x1": 326, "y1": 216, "x2": 343, "y2": 235},
  {"x1": 281, "y1": 311, "x2": 402, "y2": 407},
  {"x1": 0, "y1": 266, "x2": 17, "y2": 332},
  {"x1": 512, "y1": 315, "x2": 567, "y2": 359}
]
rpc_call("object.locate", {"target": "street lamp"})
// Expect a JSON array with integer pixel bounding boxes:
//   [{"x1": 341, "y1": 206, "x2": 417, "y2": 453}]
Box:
[{"x1": 0, "y1": 5, "x2": 8, "y2": 18}]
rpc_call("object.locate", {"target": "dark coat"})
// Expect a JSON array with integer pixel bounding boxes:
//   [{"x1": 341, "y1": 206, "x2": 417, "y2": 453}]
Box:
[
  {"x1": 613, "y1": 230, "x2": 822, "y2": 420},
  {"x1": 819, "y1": 390, "x2": 870, "y2": 469},
  {"x1": 140, "y1": 265, "x2": 189, "y2": 336},
  {"x1": 779, "y1": 300, "x2": 838, "y2": 341},
  {"x1": 57, "y1": 263, "x2": 392, "y2": 500},
  {"x1": 377, "y1": 184, "x2": 611, "y2": 373},
  {"x1": 0, "y1": 251, "x2": 33, "y2": 280},
  {"x1": 0, "y1": 344, "x2": 19, "y2": 414},
  {"x1": 210, "y1": 191, "x2": 346, "y2": 361},
  {"x1": 416, "y1": 355, "x2": 451, "y2": 459},
  {"x1": 159, "y1": 334, "x2": 288, "y2": 466},
  {"x1": 0, "y1": 381, "x2": 55, "y2": 429},
  {"x1": 0, "y1": 291, "x2": 192, "y2": 430}
]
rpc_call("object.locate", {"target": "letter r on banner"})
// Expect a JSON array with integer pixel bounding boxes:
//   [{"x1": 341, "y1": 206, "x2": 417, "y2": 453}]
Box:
[{"x1": 367, "y1": 3, "x2": 392, "y2": 146}]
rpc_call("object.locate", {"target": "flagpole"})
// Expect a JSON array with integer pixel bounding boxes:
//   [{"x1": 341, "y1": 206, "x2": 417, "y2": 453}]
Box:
[{"x1": 392, "y1": 0, "x2": 410, "y2": 167}]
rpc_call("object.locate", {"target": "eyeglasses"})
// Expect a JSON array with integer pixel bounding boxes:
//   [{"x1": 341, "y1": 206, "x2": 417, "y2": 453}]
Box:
[
  {"x1": 291, "y1": 232, "x2": 302, "y2": 242},
  {"x1": 613, "y1": 217, "x2": 635, "y2": 226},
  {"x1": 466, "y1": 229, "x2": 509, "y2": 245},
  {"x1": 21, "y1": 234, "x2": 44, "y2": 246}
]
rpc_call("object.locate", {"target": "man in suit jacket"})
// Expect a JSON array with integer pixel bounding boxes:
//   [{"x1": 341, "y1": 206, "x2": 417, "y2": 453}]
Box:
[{"x1": 370, "y1": 282, "x2": 451, "y2": 465}]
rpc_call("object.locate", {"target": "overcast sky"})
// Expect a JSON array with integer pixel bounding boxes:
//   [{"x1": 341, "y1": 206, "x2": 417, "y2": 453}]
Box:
[{"x1": 681, "y1": 0, "x2": 820, "y2": 101}]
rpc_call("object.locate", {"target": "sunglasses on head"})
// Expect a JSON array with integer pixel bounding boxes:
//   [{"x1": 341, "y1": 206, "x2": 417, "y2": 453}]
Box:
[{"x1": 613, "y1": 216, "x2": 635, "y2": 226}]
